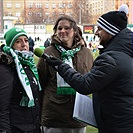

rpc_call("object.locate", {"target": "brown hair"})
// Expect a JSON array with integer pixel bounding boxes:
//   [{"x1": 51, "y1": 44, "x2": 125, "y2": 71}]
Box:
[{"x1": 53, "y1": 15, "x2": 82, "y2": 43}]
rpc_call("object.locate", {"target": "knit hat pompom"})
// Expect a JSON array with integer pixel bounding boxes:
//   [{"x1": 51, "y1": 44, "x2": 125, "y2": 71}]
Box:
[
  {"x1": 4, "y1": 27, "x2": 28, "y2": 48},
  {"x1": 97, "y1": 4, "x2": 128, "y2": 36},
  {"x1": 118, "y1": 4, "x2": 128, "y2": 15}
]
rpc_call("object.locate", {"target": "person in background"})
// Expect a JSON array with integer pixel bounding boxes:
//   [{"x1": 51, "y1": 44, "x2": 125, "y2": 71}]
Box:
[
  {"x1": 0, "y1": 27, "x2": 41, "y2": 133},
  {"x1": 28, "y1": 36, "x2": 35, "y2": 52},
  {"x1": 37, "y1": 15, "x2": 93, "y2": 133},
  {"x1": 45, "y1": 4, "x2": 133, "y2": 133},
  {"x1": 44, "y1": 38, "x2": 51, "y2": 48}
]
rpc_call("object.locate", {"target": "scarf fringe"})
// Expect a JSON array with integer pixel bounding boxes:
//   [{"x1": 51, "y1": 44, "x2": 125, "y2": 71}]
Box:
[
  {"x1": 55, "y1": 45, "x2": 81, "y2": 95},
  {"x1": 57, "y1": 87, "x2": 76, "y2": 95},
  {"x1": 20, "y1": 96, "x2": 35, "y2": 107}
]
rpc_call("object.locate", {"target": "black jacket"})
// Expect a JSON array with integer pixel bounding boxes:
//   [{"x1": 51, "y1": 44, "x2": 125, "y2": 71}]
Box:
[
  {"x1": 0, "y1": 48, "x2": 41, "y2": 133},
  {"x1": 56, "y1": 28, "x2": 133, "y2": 133}
]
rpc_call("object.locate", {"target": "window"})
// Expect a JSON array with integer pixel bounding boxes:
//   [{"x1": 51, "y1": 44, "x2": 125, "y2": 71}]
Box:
[
  {"x1": 68, "y1": 3, "x2": 72, "y2": 8},
  {"x1": 8, "y1": 13, "x2": 12, "y2": 16},
  {"x1": 45, "y1": 12, "x2": 50, "y2": 16},
  {"x1": 45, "y1": 4, "x2": 49, "y2": 9},
  {"x1": 35, "y1": 3, "x2": 42, "y2": 8},
  {"x1": 6, "y1": 3, "x2": 12, "y2": 8},
  {"x1": 36, "y1": 12, "x2": 42, "y2": 17},
  {"x1": 28, "y1": 3, "x2": 33, "y2": 8},
  {"x1": 52, "y1": 4, "x2": 56, "y2": 9},
  {"x1": 58, "y1": 4, "x2": 65, "y2": 9},
  {"x1": 15, "y1": 3, "x2": 21, "y2": 8},
  {"x1": 16, "y1": 12, "x2": 21, "y2": 17}
]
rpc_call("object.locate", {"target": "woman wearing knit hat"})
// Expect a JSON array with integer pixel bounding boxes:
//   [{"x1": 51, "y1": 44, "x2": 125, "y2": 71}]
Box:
[
  {"x1": 44, "y1": 4, "x2": 133, "y2": 133},
  {"x1": 0, "y1": 27, "x2": 41, "y2": 133}
]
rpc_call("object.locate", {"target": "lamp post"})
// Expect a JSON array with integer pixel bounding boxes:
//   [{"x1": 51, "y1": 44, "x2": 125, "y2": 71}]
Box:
[{"x1": 78, "y1": 4, "x2": 82, "y2": 25}]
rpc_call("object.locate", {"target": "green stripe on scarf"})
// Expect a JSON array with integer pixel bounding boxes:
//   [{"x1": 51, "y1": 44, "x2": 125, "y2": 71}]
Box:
[
  {"x1": 57, "y1": 87, "x2": 76, "y2": 95},
  {"x1": 3, "y1": 45, "x2": 41, "y2": 107},
  {"x1": 55, "y1": 44, "x2": 81, "y2": 95}
]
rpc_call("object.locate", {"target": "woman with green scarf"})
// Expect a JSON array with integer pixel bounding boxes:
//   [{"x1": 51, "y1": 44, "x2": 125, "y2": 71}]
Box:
[
  {"x1": 0, "y1": 27, "x2": 41, "y2": 133},
  {"x1": 37, "y1": 15, "x2": 93, "y2": 133}
]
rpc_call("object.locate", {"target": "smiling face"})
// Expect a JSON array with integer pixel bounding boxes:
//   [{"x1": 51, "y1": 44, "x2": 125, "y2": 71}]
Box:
[
  {"x1": 95, "y1": 26, "x2": 113, "y2": 47},
  {"x1": 13, "y1": 36, "x2": 29, "y2": 51},
  {"x1": 56, "y1": 19, "x2": 75, "y2": 48}
]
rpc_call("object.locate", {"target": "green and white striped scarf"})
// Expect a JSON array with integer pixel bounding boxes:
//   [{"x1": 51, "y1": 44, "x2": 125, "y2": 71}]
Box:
[
  {"x1": 55, "y1": 44, "x2": 81, "y2": 95},
  {"x1": 3, "y1": 45, "x2": 41, "y2": 107}
]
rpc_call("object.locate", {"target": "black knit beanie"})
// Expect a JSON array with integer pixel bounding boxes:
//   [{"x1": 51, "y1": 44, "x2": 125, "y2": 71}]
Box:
[{"x1": 97, "y1": 4, "x2": 128, "y2": 36}]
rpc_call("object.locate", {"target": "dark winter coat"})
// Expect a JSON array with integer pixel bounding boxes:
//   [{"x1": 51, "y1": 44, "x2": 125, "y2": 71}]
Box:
[
  {"x1": 0, "y1": 47, "x2": 41, "y2": 133},
  {"x1": 56, "y1": 28, "x2": 133, "y2": 133},
  {"x1": 44, "y1": 39, "x2": 50, "y2": 48},
  {"x1": 28, "y1": 37, "x2": 34, "y2": 52},
  {"x1": 37, "y1": 36, "x2": 93, "y2": 128}
]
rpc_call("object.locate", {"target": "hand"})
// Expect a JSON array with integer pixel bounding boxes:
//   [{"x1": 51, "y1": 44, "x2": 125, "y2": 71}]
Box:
[{"x1": 46, "y1": 56, "x2": 63, "y2": 70}]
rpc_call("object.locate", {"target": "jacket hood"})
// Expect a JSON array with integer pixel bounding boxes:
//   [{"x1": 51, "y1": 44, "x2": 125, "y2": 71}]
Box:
[
  {"x1": 103, "y1": 28, "x2": 133, "y2": 57},
  {"x1": 0, "y1": 44, "x2": 13, "y2": 65}
]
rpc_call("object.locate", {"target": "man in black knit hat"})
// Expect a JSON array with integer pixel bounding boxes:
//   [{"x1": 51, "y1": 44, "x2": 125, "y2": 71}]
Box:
[{"x1": 44, "y1": 4, "x2": 133, "y2": 133}]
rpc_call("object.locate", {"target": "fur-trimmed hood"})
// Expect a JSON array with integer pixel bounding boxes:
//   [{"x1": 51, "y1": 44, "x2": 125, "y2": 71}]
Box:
[{"x1": 0, "y1": 44, "x2": 13, "y2": 65}]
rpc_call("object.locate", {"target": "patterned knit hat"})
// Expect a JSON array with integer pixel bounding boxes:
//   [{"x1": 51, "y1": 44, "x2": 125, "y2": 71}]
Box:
[
  {"x1": 97, "y1": 4, "x2": 128, "y2": 36},
  {"x1": 4, "y1": 27, "x2": 28, "y2": 48}
]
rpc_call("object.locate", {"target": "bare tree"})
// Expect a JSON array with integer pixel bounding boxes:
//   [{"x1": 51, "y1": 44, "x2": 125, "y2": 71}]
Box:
[
  {"x1": 49, "y1": 2, "x2": 73, "y2": 24},
  {"x1": 24, "y1": 2, "x2": 45, "y2": 24},
  {"x1": 61, "y1": 2, "x2": 69, "y2": 15},
  {"x1": 72, "y1": 0, "x2": 91, "y2": 24},
  {"x1": 50, "y1": 9, "x2": 60, "y2": 24}
]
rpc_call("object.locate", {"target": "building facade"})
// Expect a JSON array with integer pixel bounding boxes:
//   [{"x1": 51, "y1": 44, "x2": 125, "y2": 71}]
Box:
[{"x1": 1, "y1": 0, "x2": 133, "y2": 35}]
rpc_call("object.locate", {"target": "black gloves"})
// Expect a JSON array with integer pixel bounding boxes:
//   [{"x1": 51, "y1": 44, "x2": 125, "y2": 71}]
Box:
[{"x1": 46, "y1": 56, "x2": 63, "y2": 70}]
